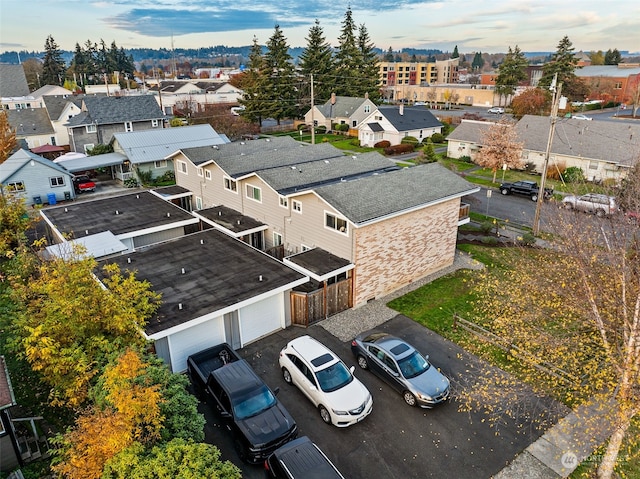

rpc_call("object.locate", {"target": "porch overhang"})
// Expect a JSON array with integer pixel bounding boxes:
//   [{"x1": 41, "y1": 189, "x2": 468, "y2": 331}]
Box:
[{"x1": 284, "y1": 247, "x2": 354, "y2": 282}]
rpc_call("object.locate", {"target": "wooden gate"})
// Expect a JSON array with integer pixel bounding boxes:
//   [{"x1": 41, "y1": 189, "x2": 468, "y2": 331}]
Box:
[{"x1": 290, "y1": 278, "x2": 353, "y2": 326}]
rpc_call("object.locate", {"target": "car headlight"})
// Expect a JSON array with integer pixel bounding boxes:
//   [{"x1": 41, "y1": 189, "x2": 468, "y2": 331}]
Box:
[
  {"x1": 416, "y1": 392, "x2": 433, "y2": 401},
  {"x1": 332, "y1": 408, "x2": 348, "y2": 415}
]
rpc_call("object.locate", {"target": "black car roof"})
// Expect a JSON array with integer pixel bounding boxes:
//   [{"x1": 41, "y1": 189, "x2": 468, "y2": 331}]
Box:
[
  {"x1": 212, "y1": 360, "x2": 266, "y2": 399},
  {"x1": 273, "y1": 436, "x2": 344, "y2": 479}
]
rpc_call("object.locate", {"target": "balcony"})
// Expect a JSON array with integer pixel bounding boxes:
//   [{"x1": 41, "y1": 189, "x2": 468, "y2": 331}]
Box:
[{"x1": 458, "y1": 202, "x2": 471, "y2": 225}]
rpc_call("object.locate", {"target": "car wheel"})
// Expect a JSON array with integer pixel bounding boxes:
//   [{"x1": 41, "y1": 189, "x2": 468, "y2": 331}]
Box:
[
  {"x1": 282, "y1": 367, "x2": 292, "y2": 385},
  {"x1": 357, "y1": 355, "x2": 369, "y2": 370},
  {"x1": 403, "y1": 391, "x2": 417, "y2": 407},
  {"x1": 564, "y1": 203, "x2": 574, "y2": 210},
  {"x1": 531, "y1": 194, "x2": 538, "y2": 202},
  {"x1": 319, "y1": 405, "x2": 332, "y2": 424},
  {"x1": 596, "y1": 209, "x2": 605, "y2": 218},
  {"x1": 500, "y1": 188, "x2": 509, "y2": 195}
]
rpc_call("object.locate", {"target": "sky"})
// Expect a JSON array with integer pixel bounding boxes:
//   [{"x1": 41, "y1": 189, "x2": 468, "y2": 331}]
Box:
[{"x1": 1, "y1": 0, "x2": 639, "y2": 55}]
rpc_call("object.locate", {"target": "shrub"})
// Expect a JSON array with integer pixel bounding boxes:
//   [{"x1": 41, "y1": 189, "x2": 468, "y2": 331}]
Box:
[
  {"x1": 400, "y1": 136, "x2": 419, "y2": 145},
  {"x1": 316, "y1": 125, "x2": 327, "y2": 133},
  {"x1": 561, "y1": 166, "x2": 585, "y2": 183},
  {"x1": 383, "y1": 144, "x2": 415, "y2": 155},
  {"x1": 518, "y1": 233, "x2": 536, "y2": 247},
  {"x1": 124, "y1": 177, "x2": 139, "y2": 188},
  {"x1": 481, "y1": 236, "x2": 499, "y2": 245},
  {"x1": 337, "y1": 123, "x2": 349, "y2": 132},
  {"x1": 297, "y1": 123, "x2": 310, "y2": 131},
  {"x1": 459, "y1": 155, "x2": 472, "y2": 163},
  {"x1": 430, "y1": 132, "x2": 445, "y2": 144},
  {"x1": 170, "y1": 118, "x2": 185, "y2": 127},
  {"x1": 374, "y1": 140, "x2": 391, "y2": 148},
  {"x1": 87, "y1": 143, "x2": 113, "y2": 156},
  {"x1": 524, "y1": 161, "x2": 537, "y2": 173},
  {"x1": 546, "y1": 161, "x2": 566, "y2": 180},
  {"x1": 479, "y1": 221, "x2": 494, "y2": 234}
]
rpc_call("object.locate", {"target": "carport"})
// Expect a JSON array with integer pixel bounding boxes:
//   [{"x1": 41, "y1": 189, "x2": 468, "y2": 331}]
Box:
[{"x1": 55, "y1": 152, "x2": 127, "y2": 178}]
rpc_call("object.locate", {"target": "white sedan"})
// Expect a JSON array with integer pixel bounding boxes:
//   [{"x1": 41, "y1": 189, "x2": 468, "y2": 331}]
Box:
[
  {"x1": 571, "y1": 114, "x2": 592, "y2": 121},
  {"x1": 279, "y1": 335, "x2": 373, "y2": 427},
  {"x1": 487, "y1": 107, "x2": 505, "y2": 114}
]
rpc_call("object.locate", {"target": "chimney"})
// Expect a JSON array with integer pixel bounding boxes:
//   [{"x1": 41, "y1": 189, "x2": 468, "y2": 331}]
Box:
[{"x1": 399, "y1": 104, "x2": 404, "y2": 115}]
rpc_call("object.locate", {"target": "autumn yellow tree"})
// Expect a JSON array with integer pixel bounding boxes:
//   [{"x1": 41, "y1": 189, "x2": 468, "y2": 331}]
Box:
[
  {"x1": 466, "y1": 173, "x2": 640, "y2": 478},
  {"x1": 476, "y1": 118, "x2": 524, "y2": 182},
  {"x1": 0, "y1": 110, "x2": 17, "y2": 164},
  {"x1": 10, "y1": 256, "x2": 161, "y2": 407}
]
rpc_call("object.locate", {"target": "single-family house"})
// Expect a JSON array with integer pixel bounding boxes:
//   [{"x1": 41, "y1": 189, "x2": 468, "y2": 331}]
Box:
[
  {"x1": 447, "y1": 116, "x2": 640, "y2": 183},
  {"x1": 359, "y1": 105, "x2": 443, "y2": 147},
  {"x1": 42, "y1": 94, "x2": 87, "y2": 147},
  {"x1": 0, "y1": 64, "x2": 30, "y2": 110},
  {"x1": 65, "y1": 95, "x2": 166, "y2": 154},
  {"x1": 99, "y1": 228, "x2": 308, "y2": 372},
  {"x1": 170, "y1": 136, "x2": 478, "y2": 316},
  {"x1": 39, "y1": 190, "x2": 200, "y2": 256},
  {"x1": 6, "y1": 108, "x2": 57, "y2": 150},
  {"x1": 0, "y1": 149, "x2": 76, "y2": 206},
  {"x1": 304, "y1": 95, "x2": 377, "y2": 132},
  {"x1": 111, "y1": 124, "x2": 230, "y2": 181}
]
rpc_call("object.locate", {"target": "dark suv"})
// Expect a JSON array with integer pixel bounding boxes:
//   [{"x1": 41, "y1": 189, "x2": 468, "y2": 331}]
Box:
[{"x1": 264, "y1": 436, "x2": 344, "y2": 479}]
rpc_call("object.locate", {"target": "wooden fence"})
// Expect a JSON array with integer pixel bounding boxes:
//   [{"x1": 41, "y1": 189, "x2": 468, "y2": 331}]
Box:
[{"x1": 291, "y1": 278, "x2": 352, "y2": 326}]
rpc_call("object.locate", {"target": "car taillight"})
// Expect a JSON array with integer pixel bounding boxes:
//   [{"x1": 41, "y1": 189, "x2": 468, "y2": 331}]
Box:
[
  {"x1": 263, "y1": 459, "x2": 270, "y2": 470},
  {"x1": 351, "y1": 340, "x2": 357, "y2": 346}
]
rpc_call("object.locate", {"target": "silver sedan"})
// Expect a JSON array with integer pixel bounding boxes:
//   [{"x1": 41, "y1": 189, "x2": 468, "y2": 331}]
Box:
[{"x1": 351, "y1": 332, "x2": 450, "y2": 408}]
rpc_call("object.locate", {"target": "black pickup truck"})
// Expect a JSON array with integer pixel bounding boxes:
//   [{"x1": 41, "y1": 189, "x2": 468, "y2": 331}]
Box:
[
  {"x1": 499, "y1": 180, "x2": 553, "y2": 201},
  {"x1": 187, "y1": 343, "x2": 297, "y2": 464}
]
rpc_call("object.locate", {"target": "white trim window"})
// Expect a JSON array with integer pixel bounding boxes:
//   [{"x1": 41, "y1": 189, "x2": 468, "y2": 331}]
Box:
[
  {"x1": 195, "y1": 196, "x2": 203, "y2": 210},
  {"x1": 292, "y1": 200, "x2": 302, "y2": 213},
  {"x1": 273, "y1": 232, "x2": 283, "y2": 246},
  {"x1": 205, "y1": 170, "x2": 212, "y2": 180},
  {"x1": 86, "y1": 124, "x2": 96, "y2": 133},
  {"x1": 50, "y1": 176, "x2": 65, "y2": 187},
  {"x1": 151, "y1": 119, "x2": 159, "y2": 127},
  {"x1": 124, "y1": 121, "x2": 133, "y2": 132},
  {"x1": 7, "y1": 181, "x2": 25, "y2": 192},
  {"x1": 177, "y1": 160, "x2": 188, "y2": 174},
  {"x1": 83, "y1": 143, "x2": 94, "y2": 154},
  {"x1": 325, "y1": 212, "x2": 348, "y2": 234},
  {"x1": 224, "y1": 177, "x2": 237, "y2": 192},
  {"x1": 154, "y1": 160, "x2": 167, "y2": 168},
  {"x1": 246, "y1": 184, "x2": 261, "y2": 202},
  {"x1": 279, "y1": 196, "x2": 288, "y2": 208},
  {"x1": 197, "y1": 167, "x2": 204, "y2": 177}
]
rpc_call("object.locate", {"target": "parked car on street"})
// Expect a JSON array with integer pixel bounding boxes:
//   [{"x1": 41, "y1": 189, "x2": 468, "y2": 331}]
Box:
[
  {"x1": 562, "y1": 193, "x2": 617, "y2": 217},
  {"x1": 264, "y1": 436, "x2": 345, "y2": 479},
  {"x1": 279, "y1": 335, "x2": 373, "y2": 427},
  {"x1": 351, "y1": 332, "x2": 450, "y2": 408},
  {"x1": 499, "y1": 180, "x2": 553, "y2": 201},
  {"x1": 488, "y1": 107, "x2": 505, "y2": 114},
  {"x1": 571, "y1": 114, "x2": 592, "y2": 121}
]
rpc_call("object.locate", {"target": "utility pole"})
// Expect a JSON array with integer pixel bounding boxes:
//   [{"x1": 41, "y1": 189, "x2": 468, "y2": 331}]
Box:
[
  {"x1": 310, "y1": 74, "x2": 315, "y2": 145},
  {"x1": 533, "y1": 73, "x2": 562, "y2": 236}
]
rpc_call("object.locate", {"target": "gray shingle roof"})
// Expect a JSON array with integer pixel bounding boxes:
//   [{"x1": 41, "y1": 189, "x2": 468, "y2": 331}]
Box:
[
  {"x1": 0, "y1": 64, "x2": 30, "y2": 97},
  {"x1": 258, "y1": 152, "x2": 398, "y2": 195},
  {"x1": 445, "y1": 120, "x2": 492, "y2": 143},
  {"x1": 315, "y1": 162, "x2": 477, "y2": 225},
  {"x1": 42, "y1": 94, "x2": 85, "y2": 120},
  {"x1": 0, "y1": 149, "x2": 71, "y2": 183},
  {"x1": 7, "y1": 108, "x2": 55, "y2": 136},
  {"x1": 113, "y1": 124, "x2": 229, "y2": 164},
  {"x1": 65, "y1": 95, "x2": 165, "y2": 126},
  {"x1": 317, "y1": 96, "x2": 370, "y2": 118},
  {"x1": 377, "y1": 106, "x2": 442, "y2": 131}
]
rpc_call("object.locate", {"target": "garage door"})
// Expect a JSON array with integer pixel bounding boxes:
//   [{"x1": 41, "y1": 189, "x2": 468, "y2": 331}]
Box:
[
  {"x1": 168, "y1": 316, "x2": 225, "y2": 372},
  {"x1": 240, "y1": 294, "x2": 284, "y2": 345}
]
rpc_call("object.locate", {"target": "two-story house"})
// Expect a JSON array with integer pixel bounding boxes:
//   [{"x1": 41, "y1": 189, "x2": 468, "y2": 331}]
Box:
[
  {"x1": 304, "y1": 95, "x2": 377, "y2": 133},
  {"x1": 358, "y1": 105, "x2": 443, "y2": 147},
  {"x1": 148, "y1": 80, "x2": 244, "y2": 115},
  {"x1": 65, "y1": 95, "x2": 166, "y2": 154},
  {"x1": 169, "y1": 136, "x2": 478, "y2": 318}
]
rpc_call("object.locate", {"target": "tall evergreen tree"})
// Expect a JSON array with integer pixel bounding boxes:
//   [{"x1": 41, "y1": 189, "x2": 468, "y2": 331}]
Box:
[
  {"x1": 298, "y1": 19, "x2": 335, "y2": 105},
  {"x1": 261, "y1": 25, "x2": 298, "y2": 124},
  {"x1": 239, "y1": 37, "x2": 266, "y2": 124},
  {"x1": 495, "y1": 45, "x2": 528, "y2": 104},
  {"x1": 451, "y1": 45, "x2": 459, "y2": 59},
  {"x1": 333, "y1": 6, "x2": 361, "y2": 97},
  {"x1": 539, "y1": 36, "x2": 587, "y2": 101},
  {"x1": 356, "y1": 24, "x2": 381, "y2": 101},
  {"x1": 472, "y1": 52, "x2": 485, "y2": 71},
  {"x1": 384, "y1": 47, "x2": 394, "y2": 62},
  {"x1": 604, "y1": 48, "x2": 622, "y2": 65},
  {"x1": 41, "y1": 35, "x2": 66, "y2": 86}
]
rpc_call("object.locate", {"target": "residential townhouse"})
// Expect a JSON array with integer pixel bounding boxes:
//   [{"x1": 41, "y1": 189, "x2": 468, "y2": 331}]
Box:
[{"x1": 148, "y1": 80, "x2": 244, "y2": 115}]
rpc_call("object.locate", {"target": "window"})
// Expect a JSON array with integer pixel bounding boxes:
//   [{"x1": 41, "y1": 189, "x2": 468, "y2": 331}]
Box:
[
  {"x1": 50, "y1": 176, "x2": 65, "y2": 187},
  {"x1": 205, "y1": 170, "x2": 212, "y2": 180},
  {"x1": 246, "y1": 184, "x2": 261, "y2": 202},
  {"x1": 273, "y1": 232, "x2": 283, "y2": 246},
  {"x1": 151, "y1": 119, "x2": 159, "y2": 127},
  {"x1": 7, "y1": 181, "x2": 25, "y2": 192},
  {"x1": 292, "y1": 200, "x2": 302, "y2": 213},
  {"x1": 197, "y1": 167, "x2": 203, "y2": 177},
  {"x1": 325, "y1": 212, "x2": 347, "y2": 234},
  {"x1": 86, "y1": 124, "x2": 96, "y2": 133},
  {"x1": 614, "y1": 82, "x2": 622, "y2": 89},
  {"x1": 124, "y1": 121, "x2": 133, "y2": 132},
  {"x1": 301, "y1": 244, "x2": 311, "y2": 252},
  {"x1": 50, "y1": 136, "x2": 56, "y2": 146},
  {"x1": 279, "y1": 196, "x2": 288, "y2": 208},
  {"x1": 224, "y1": 177, "x2": 237, "y2": 192},
  {"x1": 83, "y1": 143, "x2": 94, "y2": 154},
  {"x1": 195, "y1": 196, "x2": 203, "y2": 210},
  {"x1": 177, "y1": 160, "x2": 188, "y2": 174},
  {"x1": 364, "y1": 105, "x2": 370, "y2": 113},
  {"x1": 154, "y1": 160, "x2": 167, "y2": 168}
]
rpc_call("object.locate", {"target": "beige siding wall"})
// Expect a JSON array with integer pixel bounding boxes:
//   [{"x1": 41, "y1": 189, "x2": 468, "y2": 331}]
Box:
[{"x1": 353, "y1": 199, "x2": 459, "y2": 306}]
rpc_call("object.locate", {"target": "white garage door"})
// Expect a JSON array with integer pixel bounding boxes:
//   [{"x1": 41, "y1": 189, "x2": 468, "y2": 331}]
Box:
[
  {"x1": 168, "y1": 316, "x2": 225, "y2": 372},
  {"x1": 240, "y1": 293, "x2": 284, "y2": 344}
]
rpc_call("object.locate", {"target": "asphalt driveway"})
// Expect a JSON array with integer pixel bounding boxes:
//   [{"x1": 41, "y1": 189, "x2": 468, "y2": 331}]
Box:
[{"x1": 198, "y1": 315, "x2": 562, "y2": 478}]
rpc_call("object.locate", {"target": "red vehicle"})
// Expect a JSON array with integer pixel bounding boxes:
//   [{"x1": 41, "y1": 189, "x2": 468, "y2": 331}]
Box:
[{"x1": 72, "y1": 175, "x2": 96, "y2": 193}]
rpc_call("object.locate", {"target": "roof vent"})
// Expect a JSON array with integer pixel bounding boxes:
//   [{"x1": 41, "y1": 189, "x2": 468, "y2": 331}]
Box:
[
  {"x1": 259, "y1": 275, "x2": 263, "y2": 282},
  {"x1": 178, "y1": 303, "x2": 183, "y2": 310},
  {"x1": 136, "y1": 194, "x2": 140, "y2": 199},
  {"x1": 218, "y1": 211, "x2": 222, "y2": 216},
  {"x1": 181, "y1": 268, "x2": 185, "y2": 274},
  {"x1": 324, "y1": 160, "x2": 330, "y2": 164},
  {"x1": 237, "y1": 220, "x2": 241, "y2": 225},
  {"x1": 85, "y1": 230, "x2": 89, "y2": 235},
  {"x1": 115, "y1": 210, "x2": 119, "y2": 215},
  {"x1": 64, "y1": 207, "x2": 68, "y2": 212},
  {"x1": 127, "y1": 257, "x2": 131, "y2": 263},
  {"x1": 167, "y1": 212, "x2": 171, "y2": 217},
  {"x1": 200, "y1": 239, "x2": 204, "y2": 245}
]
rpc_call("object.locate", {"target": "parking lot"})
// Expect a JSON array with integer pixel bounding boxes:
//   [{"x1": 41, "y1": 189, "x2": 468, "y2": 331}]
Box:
[{"x1": 198, "y1": 315, "x2": 561, "y2": 478}]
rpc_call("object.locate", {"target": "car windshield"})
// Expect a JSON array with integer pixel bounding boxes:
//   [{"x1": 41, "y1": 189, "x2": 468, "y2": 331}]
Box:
[
  {"x1": 232, "y1": 385, "x2": 277, "y2": 420},
  {"x1": 397, "y1": 351, "x2": 430, "y2": 379},
  {"x1": 315, "y1": 361, "x2": 353, "y2": 392}
]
